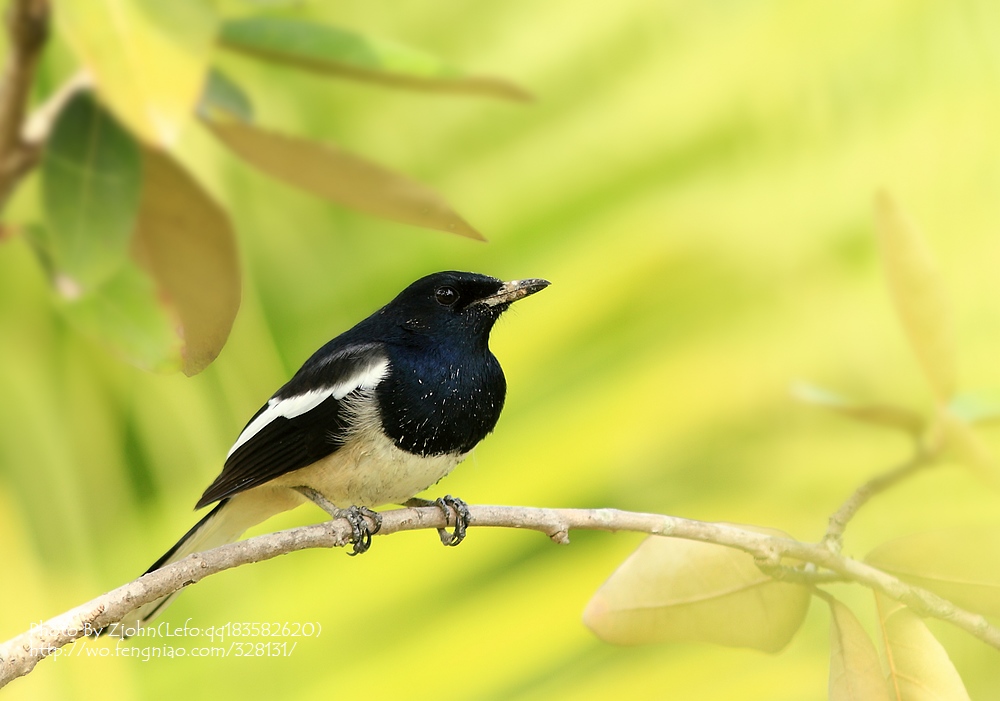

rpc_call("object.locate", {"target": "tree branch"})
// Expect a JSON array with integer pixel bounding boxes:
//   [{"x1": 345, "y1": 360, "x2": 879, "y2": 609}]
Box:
[
  {"x1": 2, "y1": 503, "x2": 998, "y2": 689},
  {"x1": 0, "y1": 0, "x2": 48, "y2": 212},
  {"x1": 823, "y1": 447, "x2": 935, "y2": 551}
]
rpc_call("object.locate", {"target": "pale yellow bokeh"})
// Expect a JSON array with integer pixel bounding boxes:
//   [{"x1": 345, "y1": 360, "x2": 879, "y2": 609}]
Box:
[{"x1": 3, "y1": 0, "x2": 1000, "y2": 698}]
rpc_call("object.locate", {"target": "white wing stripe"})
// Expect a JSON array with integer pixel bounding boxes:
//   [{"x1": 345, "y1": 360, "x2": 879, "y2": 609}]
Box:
[{"x1": 226, "y1": 358, "x2": 389, "y2": 458}]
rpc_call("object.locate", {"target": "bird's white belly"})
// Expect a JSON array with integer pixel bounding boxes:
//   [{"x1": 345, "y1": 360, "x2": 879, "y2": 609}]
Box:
[{"x1": 270, "y1": 422, "x2": 466, "y2": 508}]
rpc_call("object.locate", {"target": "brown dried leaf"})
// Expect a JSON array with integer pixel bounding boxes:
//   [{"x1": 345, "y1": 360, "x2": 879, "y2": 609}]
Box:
[
  {"x1": 206, "y1": 117, "x2": 484, "y2": 240},
  {"x1": 132, "y1": 149, "x2": 241, "y2": 375}
]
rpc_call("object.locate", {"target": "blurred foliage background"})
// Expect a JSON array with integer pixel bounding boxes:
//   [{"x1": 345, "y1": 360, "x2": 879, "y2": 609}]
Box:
[{"x1": 3, "y1": 0, "x2": 1000, "y2": 698}]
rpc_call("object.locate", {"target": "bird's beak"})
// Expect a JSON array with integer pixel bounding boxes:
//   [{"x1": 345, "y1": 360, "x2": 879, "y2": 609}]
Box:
[{"x1": 480, "y1": 278, "x2": 551, "y2": 307}]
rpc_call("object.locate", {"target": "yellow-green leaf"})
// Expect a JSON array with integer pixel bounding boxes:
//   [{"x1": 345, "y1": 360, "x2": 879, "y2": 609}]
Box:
[
  {"x1": 867, "y1": 527, "x2": 1000, "y2": 618},
  {"x1": 792, "y1": 383, "x2": 925, "y2": 435},
  {"x1": 582, "y1": 531, "x2": 810, "y2": 652},
  {"x1": 938, "y1": 410, "x2": 1000, "y2": 486},
  {"x1": 873, "y1": 191, "x2": 957, "y2": 402},
  {"x1": 59, "y1": 259, "x2": 183, "y2": 373},
  {"x1": 205, "y1": 117, "x2": 484, "y2": 240},
  {"x1": 41, "y1": 91, "x2": 142, "y2": 291},
  {"x1": 876, "y1": 594, "x2": 970, "y2": 701},
  {"x1": 54, "y1": 0, "x2": 217, "y2": 146},
  {"x1": 828, "y1": 598, "x2": 893, "y2": 701},
  {"x1": 132, "y1": 148, "x2": 241, "y2": 376},
  {"x1": 218, "y1": 17, "x2": 532, "y2": 102}
]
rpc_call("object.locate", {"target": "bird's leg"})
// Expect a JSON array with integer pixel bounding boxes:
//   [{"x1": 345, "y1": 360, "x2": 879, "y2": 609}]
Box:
[
  {"x1": 295, "y1": 486, "x2": 382, "y2": 556},
  {"x1": 403, "y1": 494, "x2": 471, "y2": 547}
]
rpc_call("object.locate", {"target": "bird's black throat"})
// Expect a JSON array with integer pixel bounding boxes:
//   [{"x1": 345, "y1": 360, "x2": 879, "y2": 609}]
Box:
[{"x1": 376, "y1": 344, "x2": 506, "y2": 456}]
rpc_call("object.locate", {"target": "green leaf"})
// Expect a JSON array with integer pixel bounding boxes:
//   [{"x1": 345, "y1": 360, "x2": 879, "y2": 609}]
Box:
[
  {"x1": 828, "y1": 597, "x2": 893, "y2": 701},
  {"x1": 867, "y1": 527, "x2": 1000, "y2": 618},
  {"x1": 876, "y1": 594, "x2": 971, "y2": 701},
  {"x1": 132, "y1": 148, "x2": 241, "y2": 376},
  {"x1": 874, "y1": 191, "x2": 957, "y2": 403},
  {"x1": 198, "y1": 69, "x2": 254, "y2": 122},
  {"x1": 41, "y1": 91, "x2": 142, "y2": 291},
  {"x1": 204, "y1": 116, "x2": 484, "y2": 240},
  {"x1": 22, "y1": 224, "x2": 55, "y2": 274},
  {"x1": 55, "y1": 0, "x2": 217, "y2": 146},
  {"x1": 218, "y1": 17, "x2": 532, "y2": 102},
  {"x1": 948, "y1": 392, "x2": 1000, "y2": 426},
  {"x1": 60, "y1": 260, "x2": 183, "y2": 374},
  {"x1": 792, "y1": 383, "x2": 925, "y2": 434},
  {"x1": 36, "y1": 146, "x2": 240, "y2": 375},
  {"x1": 582, "y1": 530, "x2": 810, "y2": 652}
]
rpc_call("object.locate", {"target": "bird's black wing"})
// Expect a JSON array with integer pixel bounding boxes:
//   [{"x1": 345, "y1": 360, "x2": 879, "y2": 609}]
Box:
[{"x1": 196, "y1": 343, "x2": 389, "y2": 508}]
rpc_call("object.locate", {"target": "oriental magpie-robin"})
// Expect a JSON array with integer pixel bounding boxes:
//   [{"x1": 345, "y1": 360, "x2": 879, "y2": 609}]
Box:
[{"x1": 117, "y1": 271, "x2": 548, "y2": 633}]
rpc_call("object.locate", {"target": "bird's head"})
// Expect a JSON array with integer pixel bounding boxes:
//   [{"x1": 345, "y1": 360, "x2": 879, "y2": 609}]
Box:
[{"x1": 382, "y1": 271, "x2": 550, "y2": 348}]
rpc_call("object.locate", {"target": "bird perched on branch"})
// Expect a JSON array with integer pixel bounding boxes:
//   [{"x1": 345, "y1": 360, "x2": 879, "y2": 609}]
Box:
[{"x1": 112, "y1": 271, "x2": 549, "y2": 635}]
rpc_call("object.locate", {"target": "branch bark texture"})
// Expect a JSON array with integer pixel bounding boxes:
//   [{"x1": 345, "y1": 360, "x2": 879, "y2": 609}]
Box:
[
  {"x1": 0, "y1": 0, "x2": 48, "y2": 211},
  {"x1": 2, "y1": 503, "x2": 998, "y2": 689}
]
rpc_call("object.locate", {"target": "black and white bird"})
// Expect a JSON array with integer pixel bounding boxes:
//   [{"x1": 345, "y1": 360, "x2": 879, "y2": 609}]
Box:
[{"x1": 116, "y1": 271, "x2": 549, "y2": 634}]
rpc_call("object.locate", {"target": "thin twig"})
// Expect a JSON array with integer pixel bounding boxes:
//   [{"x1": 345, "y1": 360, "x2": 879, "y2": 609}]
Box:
[
  {"x1": 0, "y1": 0, "x2": 48, "y2": 212},
  {"x1": 823, "y1": 449, "x2": 934, "y2": 551},
  {"x1": 2, "y1": 503, "x2": 998, "y2": 689}
]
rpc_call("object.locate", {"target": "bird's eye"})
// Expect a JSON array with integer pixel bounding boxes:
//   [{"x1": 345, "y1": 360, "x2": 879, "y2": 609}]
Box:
[{"x1": 434, "y1": 286, "x2": 459, "y2": 307}]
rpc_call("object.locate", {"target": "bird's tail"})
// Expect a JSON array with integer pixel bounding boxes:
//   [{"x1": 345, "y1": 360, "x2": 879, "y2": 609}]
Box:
[{"x1": 108, "y1": 489, "x2": 297, "y2": 638}]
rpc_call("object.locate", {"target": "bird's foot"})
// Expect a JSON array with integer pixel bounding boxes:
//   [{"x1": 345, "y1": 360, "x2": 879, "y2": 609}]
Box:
[
  {"x1": 339, "y1": 505, "x2": 382, "y2": 556},
  {"x1": 405, "y1": 494, "x2": 471, "y2": 546},
  {"x1": 295, "y1": 487, "x2": 382, "y2": 555},
  {"x1": 435, "y1": 495, "x2": 471, "y2": 546}
]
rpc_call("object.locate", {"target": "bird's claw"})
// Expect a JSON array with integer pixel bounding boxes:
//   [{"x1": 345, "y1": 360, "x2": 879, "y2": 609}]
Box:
[
  {"x1": 341, "y1": 505, "x2": 382, "y2": 556},
  {"x1": 295, "y1": 487, "x2": 381, "y2": 555},
  {"x1": 434, "y1": 495, "x2": 470, "y2": 547}
]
